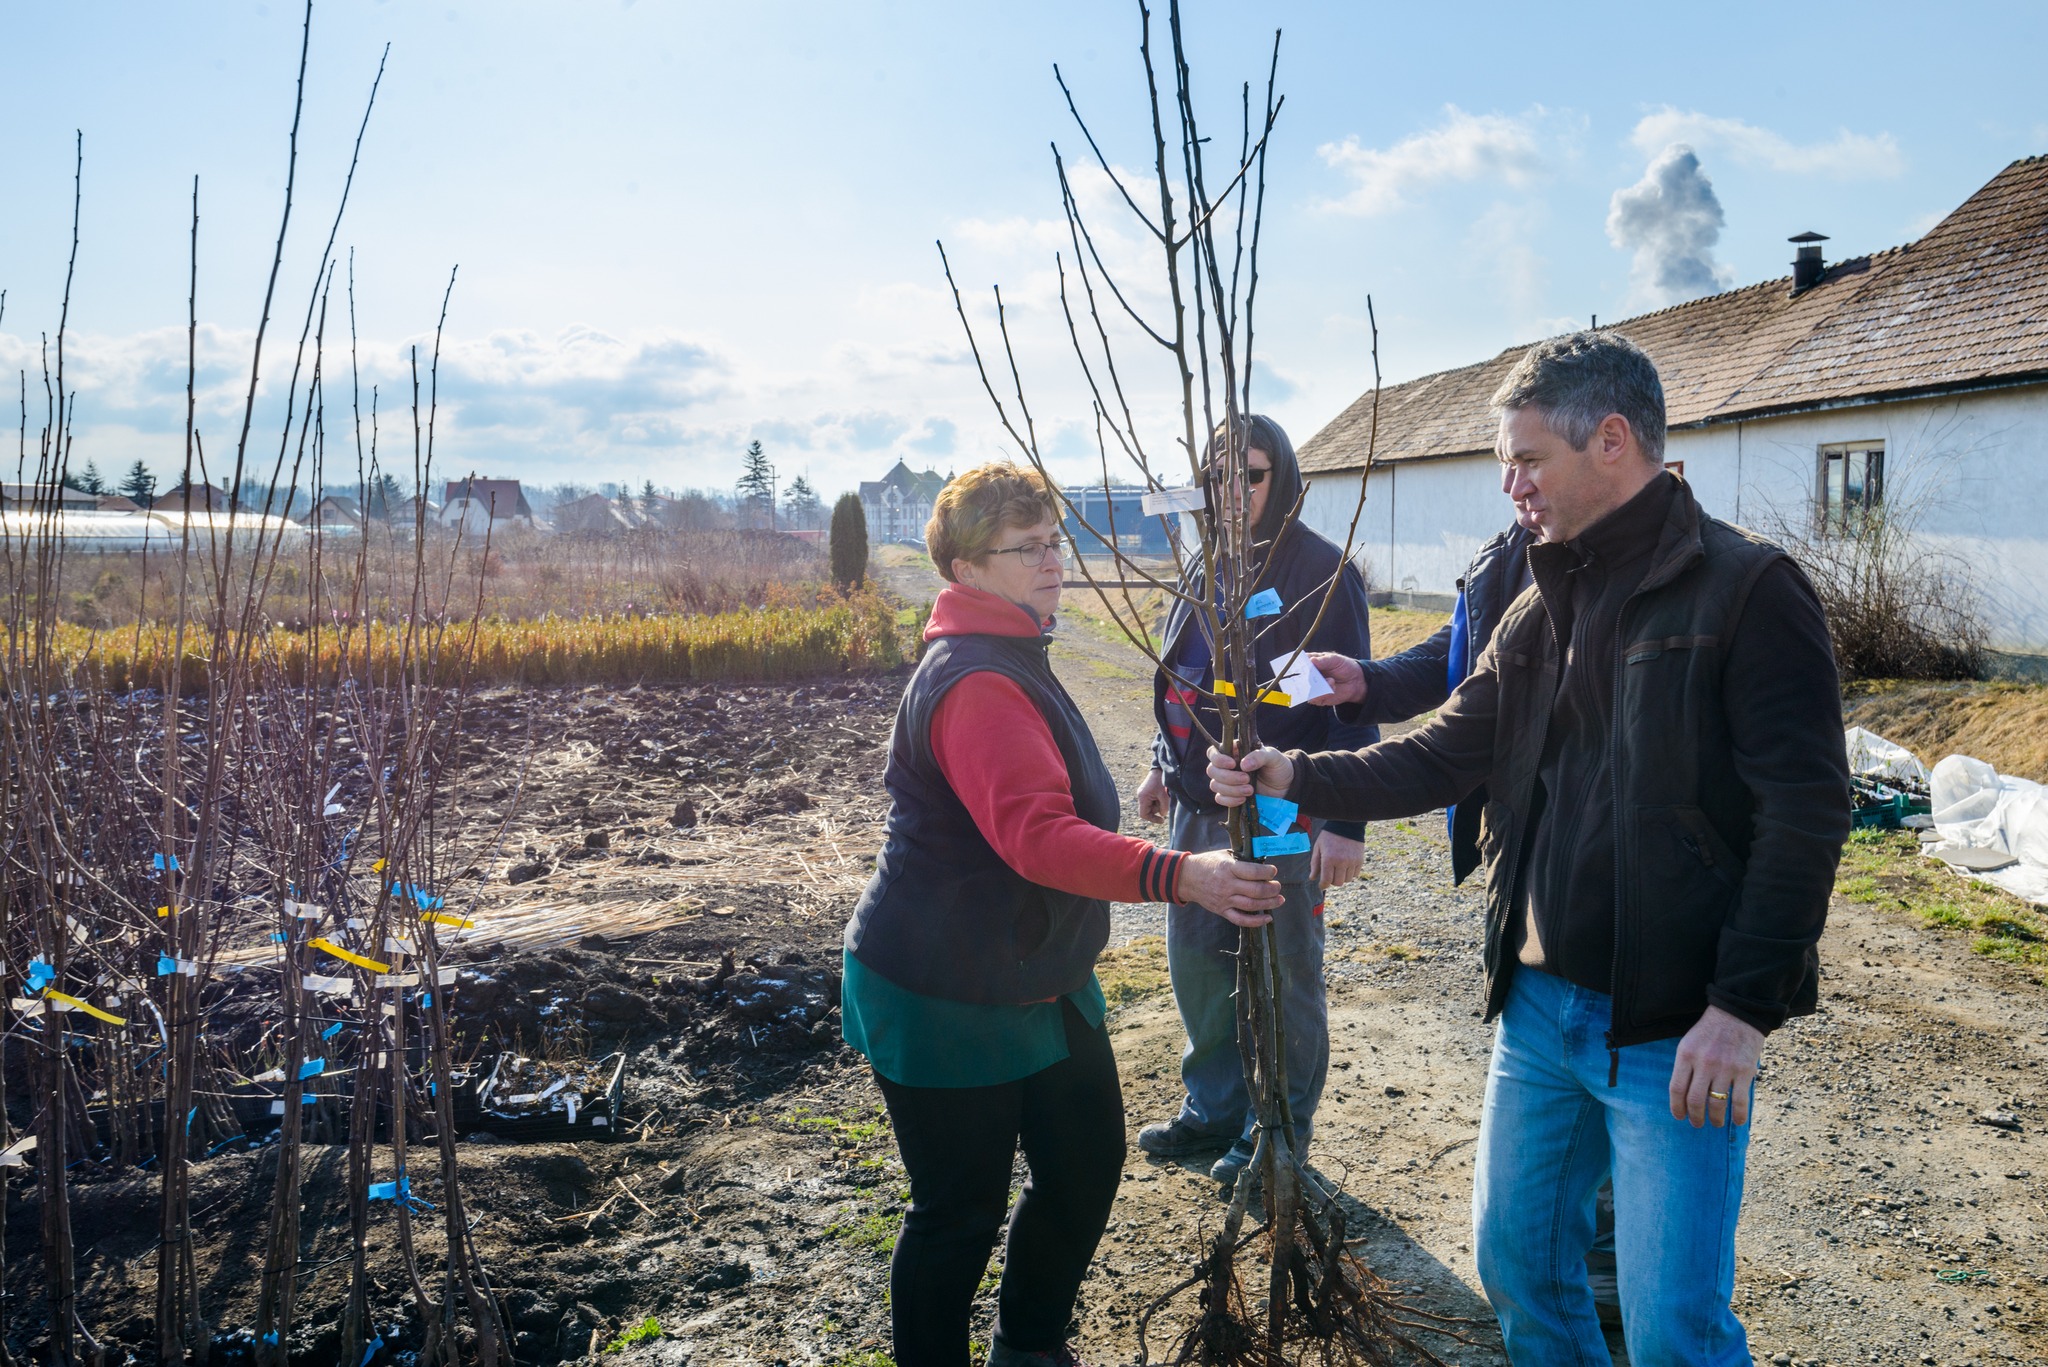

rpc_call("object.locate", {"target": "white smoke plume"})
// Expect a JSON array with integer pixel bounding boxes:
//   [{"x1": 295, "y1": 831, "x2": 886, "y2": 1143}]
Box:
[{"x1": 1606, "y1": 143, "x2": 1734, "y2": 306}]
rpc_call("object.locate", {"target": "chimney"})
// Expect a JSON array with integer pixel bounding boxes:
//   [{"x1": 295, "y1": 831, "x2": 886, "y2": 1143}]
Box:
[{"x1": 1789, "y1": 231, "x2": 1829, "y2": 295}]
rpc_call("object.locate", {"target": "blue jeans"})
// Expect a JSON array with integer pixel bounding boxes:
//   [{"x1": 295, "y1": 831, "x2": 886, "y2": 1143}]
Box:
[
  {"x1": 1164, "y1": 805, "x2": 1326, "y2": 1151},
  {"x1": 1474, "y1": 967, "x2": 1752, "y2": 1366}
]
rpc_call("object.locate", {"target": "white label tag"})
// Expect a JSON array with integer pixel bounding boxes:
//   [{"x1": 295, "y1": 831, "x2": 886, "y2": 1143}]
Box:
[
  {"x1": 1140, "y1": 486, "x2": 1206, "y2": 516},
  {"x1": 1273, "y1": 654, "x2": 1335, "y2": 707}
]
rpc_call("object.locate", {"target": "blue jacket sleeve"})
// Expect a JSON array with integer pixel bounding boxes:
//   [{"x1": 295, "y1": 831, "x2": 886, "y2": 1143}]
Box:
[{"x1": 1342, "y1": 620, "x2": 1455, "y2": 728}]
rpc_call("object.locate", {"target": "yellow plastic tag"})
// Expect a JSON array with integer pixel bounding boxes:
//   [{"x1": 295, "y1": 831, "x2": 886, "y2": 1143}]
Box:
[
  {"x1": 46, "y1": 991, "x2": 126, "y2": 1026},
  {"x1": 309, "y1": 938, "x2": 390, "y2": 973},
  {"x1": 420, "y1": 910, "x2": 474, "y2": 930},
  {"x1": 1211, "y1": 679, "x2": 1291, "y2": 706}
]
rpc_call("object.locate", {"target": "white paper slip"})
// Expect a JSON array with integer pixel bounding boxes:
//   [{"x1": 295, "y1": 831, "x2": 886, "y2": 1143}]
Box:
[
  {"x1": 1140, "y1": 486, "x2": 1206, "y2": 516},
  {"x1": 1274, "y1": 654, "x2": 1335, "y2": 707},
  {"x1": 0, "y1": 1134, "x2": 39, "y2": 1166},
  {"x1": 302, "y1": 973, "x2": 355, "y2": 996}
]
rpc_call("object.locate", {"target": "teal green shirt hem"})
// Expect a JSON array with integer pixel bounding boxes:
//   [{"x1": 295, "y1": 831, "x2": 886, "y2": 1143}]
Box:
[{"x1": 840, "y1": 951, "x2": 1107, "y2": 1089}]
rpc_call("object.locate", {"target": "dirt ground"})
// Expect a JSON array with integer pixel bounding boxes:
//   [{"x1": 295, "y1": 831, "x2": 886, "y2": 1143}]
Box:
[{"x1": 14, "y1": 569, "x2": 2046, "y2": 1366}]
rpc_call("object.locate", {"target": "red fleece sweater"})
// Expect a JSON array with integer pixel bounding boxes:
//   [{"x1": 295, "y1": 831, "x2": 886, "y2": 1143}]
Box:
[{"x1": 924, "y1": 583, "x2": 1185, "y2": 905}]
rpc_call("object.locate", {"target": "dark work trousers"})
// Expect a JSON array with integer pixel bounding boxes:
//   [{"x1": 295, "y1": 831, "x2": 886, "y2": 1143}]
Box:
[
  {"x1": 873, "y1": 997, "x2": 1127, "y2": 1367},
  {"x1": 1164, "y1": 804, "x2": 1328, "y2": 1152}
]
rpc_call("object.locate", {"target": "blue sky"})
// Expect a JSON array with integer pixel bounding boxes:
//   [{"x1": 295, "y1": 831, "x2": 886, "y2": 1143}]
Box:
[{"x1": 3, "y1": 1, "x2": 2045, "y2": 502}]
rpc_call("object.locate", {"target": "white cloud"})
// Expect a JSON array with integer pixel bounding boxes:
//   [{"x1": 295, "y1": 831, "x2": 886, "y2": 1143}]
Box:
[
  {"x1": 1628, "y1": 107, "x2": 1904, "y2": 179},
  {"x1": 1316, "y1": 106, "x2": 1549, "y2": 216},
  {"x1": 1607, "y1": 144, "x2": 1735, "y2": 308}
]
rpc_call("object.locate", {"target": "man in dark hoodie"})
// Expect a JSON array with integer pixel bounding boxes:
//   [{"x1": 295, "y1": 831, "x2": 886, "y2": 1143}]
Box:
[{"x1": 1133, "y1": 415, "x2": 1377, "y2": 1189}]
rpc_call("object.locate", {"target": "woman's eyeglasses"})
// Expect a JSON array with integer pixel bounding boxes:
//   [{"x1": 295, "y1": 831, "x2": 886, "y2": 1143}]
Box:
[{"x1": 987, "y1": 536, "x2": 1067, "y2": 567}]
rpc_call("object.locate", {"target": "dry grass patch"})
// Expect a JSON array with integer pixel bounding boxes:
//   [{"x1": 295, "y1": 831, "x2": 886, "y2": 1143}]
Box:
[
  {"x1": 1371, "y1": 606, "x2": 1449, "y2": 660},
  {"x1": 33, "y1": 593, "x2": 914, "y2": 692},
  {"x1": 1098, "y1": 934, "x2": 1170, "y2": 1008},
  {"x1": 1843, "y1": 679, "x2": 2048, "y2": 783}
]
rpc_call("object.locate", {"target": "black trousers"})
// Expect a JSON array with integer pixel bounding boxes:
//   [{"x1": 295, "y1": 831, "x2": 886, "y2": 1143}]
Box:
[{"x1": 873, "y1": 998, "x2": 1126, "y2": 1367}]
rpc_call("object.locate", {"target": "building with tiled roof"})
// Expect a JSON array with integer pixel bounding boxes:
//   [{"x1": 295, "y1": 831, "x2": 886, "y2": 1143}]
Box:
[
  {"x1": 548, "y1": 492, "x2": 645, "y2": 536},
  {"x1": 859, "y1": 458, "x2": 950, "y2": 546},
  {"x1": 1298, "y1": 154, "x2": 2048, "y2": 657},
  {"x1": 439, "y1": 477, "x2": 534, "y2": 537}
]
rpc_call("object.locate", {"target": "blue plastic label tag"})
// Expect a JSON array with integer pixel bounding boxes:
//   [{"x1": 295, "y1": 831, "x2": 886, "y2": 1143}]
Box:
[
  {"x1": 1245, "y1": 588, "x2": 1283, "y2": 619},
  {"x1": 1255, "y1": 794, "x2": 1299, "y2": 835},
  {"x1": 1252, "y1": 830, "x2": 1312, "y2": 857}
]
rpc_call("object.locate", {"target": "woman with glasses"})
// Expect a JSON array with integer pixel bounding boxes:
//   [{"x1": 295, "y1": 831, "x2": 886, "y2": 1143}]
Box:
[
  {"x1": 1132, "y1": 414, "x2": 1378, "y2": 1189},
  {"x1": 842, "y1": 460, "x2": 1285, "y2": 1367}
]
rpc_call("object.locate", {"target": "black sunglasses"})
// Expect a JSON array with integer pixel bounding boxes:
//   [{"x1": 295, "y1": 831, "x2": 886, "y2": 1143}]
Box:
[{"x1": 1205, "y1": 466, "x2": 1270, "y2": 486}]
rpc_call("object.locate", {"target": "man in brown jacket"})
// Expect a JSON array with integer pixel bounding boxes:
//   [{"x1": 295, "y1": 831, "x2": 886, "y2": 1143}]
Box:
[{"x1": 1209, "y1": 331, "x2": 1850, "y2": 1365}]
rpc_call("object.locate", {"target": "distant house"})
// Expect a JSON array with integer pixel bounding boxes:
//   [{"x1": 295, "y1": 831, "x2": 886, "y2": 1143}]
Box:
[
  {"x1": 158, "y1": 480, "x2": 237, "y2": 513},
  {"x1": 636, "y1": 493, "x2": 684, "y2": 530},
  {"x1": 439, "y1": 478, "x2": 534, "y2": 537},
  {"x1": 859, "y1": 459, "x2": 949, "y2": 546},
  {"x1": 1298, "y1": 153, "x2": 2048, "y2": 662},
  {"x1": 393, "y1": 495, "x2": 439, "y2": 524},
  {"x1": 307, "y1": 495, "x2": 364, "y2": 532},
  {"x1": 0, "y1": 483, "x2": 100, "y2": 512},
  {"x1": 549, "y1": 493, "x2": 643, "y2": 536},
  {"x1": 95, "y1": 494, "x2": 142, "y2": 513}
]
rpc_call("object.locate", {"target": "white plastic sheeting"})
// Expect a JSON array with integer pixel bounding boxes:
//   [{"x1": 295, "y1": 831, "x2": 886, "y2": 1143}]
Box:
[
  {"x1": 1926, "y1": 753, "x2": 2048, "y2": 905},
  {"x1": 0, "y1": 509, "x2": 309, "y2": 553},
  {"x1": 1846, "y1": 726, "x2": 1931, "y2": 787}
]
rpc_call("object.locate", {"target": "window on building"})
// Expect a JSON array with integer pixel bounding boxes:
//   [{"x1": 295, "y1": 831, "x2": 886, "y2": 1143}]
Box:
[
  {"x1": 1817, "y1": 442, "x2": 1883, "y2": 534},
  {"x1": 1663, "y1": 460, "x2": 1685, "y2": 481}
]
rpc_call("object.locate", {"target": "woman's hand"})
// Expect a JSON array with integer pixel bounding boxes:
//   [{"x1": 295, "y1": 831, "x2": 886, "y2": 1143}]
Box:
[
  {"x1": 1207, "y1": 745, "x2": 1295, "y2": 807},
  {"x1": 1309, "y1": 830, "x2": 1364, "y2": 888},
  {"x1": 1135, "y1": 767, "x2": 1170, "y2": 823},
  {"x1": 1174, "y1": 850, "x2": 1284, "y2": 926}
]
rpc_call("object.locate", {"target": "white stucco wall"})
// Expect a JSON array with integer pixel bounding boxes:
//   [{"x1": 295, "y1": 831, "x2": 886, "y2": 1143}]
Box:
[
  {"x1": 1301, "y1": 381, "x2": 2048, "y2": 652},
  {"x1": 1301, "y1": 456, "x2": 1510, "y2": 598}
]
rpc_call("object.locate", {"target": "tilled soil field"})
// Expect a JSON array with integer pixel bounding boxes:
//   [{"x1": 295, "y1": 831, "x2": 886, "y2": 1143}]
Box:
[{"x1": 15, "y1": 591, "x2": 2048, "y2": 1367}]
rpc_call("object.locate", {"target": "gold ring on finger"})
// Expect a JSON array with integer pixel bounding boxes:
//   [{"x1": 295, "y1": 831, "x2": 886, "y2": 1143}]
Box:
[{"x1": 1708, "y1": 1089, "x2": 1729, "y2": 1101}]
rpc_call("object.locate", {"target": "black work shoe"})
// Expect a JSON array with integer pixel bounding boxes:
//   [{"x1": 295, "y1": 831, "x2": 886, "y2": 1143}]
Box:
[
  {"x1": 1209, "y1": 1135, "x2": 1259, "y2": 1187},
  {"x1": 1136, "y1": 1118, "x2": 1233, "y2": 1159}
]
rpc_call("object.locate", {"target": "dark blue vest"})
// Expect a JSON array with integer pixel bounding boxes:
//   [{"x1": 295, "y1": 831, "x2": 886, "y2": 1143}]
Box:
[{"x1": 844, "y1": 628, "x2": 1120, "y2": 1004}]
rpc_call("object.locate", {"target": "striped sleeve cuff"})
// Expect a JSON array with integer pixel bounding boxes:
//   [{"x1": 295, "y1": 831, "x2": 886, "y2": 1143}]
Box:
[{"x1": 1136, "y1": 846, "x2": 1187, "y2": 903}]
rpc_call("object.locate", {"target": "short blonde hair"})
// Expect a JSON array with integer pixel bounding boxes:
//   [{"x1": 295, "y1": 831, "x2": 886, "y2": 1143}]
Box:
[{"x1": 926, "y1": 461, "x2": 1061, "y2": 582}]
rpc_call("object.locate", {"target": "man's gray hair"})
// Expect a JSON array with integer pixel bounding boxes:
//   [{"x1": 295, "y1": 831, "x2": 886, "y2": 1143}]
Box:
[{"x1": 1490, "y1": 330, "x2": 1667, "y2": 463}]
